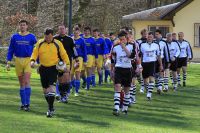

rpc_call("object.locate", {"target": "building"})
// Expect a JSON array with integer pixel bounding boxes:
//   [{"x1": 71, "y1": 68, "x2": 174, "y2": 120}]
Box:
[{"x1": 122, "y1": 0, "x2": 200, "y2": 61}]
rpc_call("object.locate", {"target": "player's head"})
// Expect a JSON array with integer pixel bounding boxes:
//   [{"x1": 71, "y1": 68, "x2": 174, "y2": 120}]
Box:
[
  {"x1": 140, "y1": 29, "x2": 148, "y2": 39},
  {"x1": 178, "y1": 32, "x2": 184, "y2": 40},
  {"x1": 19, "y1": 20, "x2": 28, "y2": 33},
  {"x1": 74, "y1": 27, "x2": 80, "y2": 37},
  {"x1": 118, "y1": 31, "x2": 128, "y2": 44},
  {"x1": 147, "y1": 32, "x2": 154, "y2": 42},
  {"x1": 84, "y1": 26, "x2": 91, "y2": 36},
  {"x1": 166, "y1": 33, "x2": 172, "y2": 42},
  {"x1": 58, "y1": 25, "x2": 67, "y2": 36},
  {"x1": 172, "y1": 32, "x2": 177, "y2": 40},
  {"x1": 155, "y1": 29, "x2": 162, "y2": 39},
  {"x1": 109, "y1": 32, "x2": 116, "y2": 40},
  {"x1": 93, "y1": 29, "x2": 100, "y2": 38},
  {"x1": 44, "y1": 28, "x2": 54, "y2": 43}
]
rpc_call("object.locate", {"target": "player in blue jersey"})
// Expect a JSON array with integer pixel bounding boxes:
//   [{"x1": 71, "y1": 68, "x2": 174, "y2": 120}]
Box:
[
  {"x1": 93, "y1": 29, "x2": 109, "y2": 85},
  {"x1": 82, "y1": 26, "x2": 98, "y2": 90},
  {"x1": 71, "y1": 27, "x2": 87, "y2": 96},
  {"x1": 6, "y1": 20, "x2": 37, "y2": 111}
]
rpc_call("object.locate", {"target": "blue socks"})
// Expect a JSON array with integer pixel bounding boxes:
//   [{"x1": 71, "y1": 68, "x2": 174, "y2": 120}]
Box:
[
  {"x1": 75, "y1": 80, "x2": 81, "y2": 93},
  {"x1": 82, "y1": 76, "x2": 86, "y2": 83},
  {"x1": 104, "y1": 69, "x2": 110, "y2": 82},
  {"x1": 20, "y1": 88, "x2": 26, "y2": 106},
  {"x1": 25, "y1": 87, "x2": 31, "y2": 105},
  {"x1": 91, "y1": 74, "x2": 96, "y2": 87},
  {"x1": 87, "y1": 77, "x2": 91, "y2": 90},
  {"x1": 55, "y1": 82, "x2": 60, "y2": 96}
]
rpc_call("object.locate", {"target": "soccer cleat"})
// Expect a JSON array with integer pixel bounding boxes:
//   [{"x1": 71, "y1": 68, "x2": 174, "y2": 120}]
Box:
[
  {"x1": 147, "y1": 92, "x2": 152, "y2": 101},
  {"x1": 163, "y1": 88, "x2": 168, "y2": 92},
  {"x1": 122, "y1": 110, "x2": 128, "y2": 115},
  {"x1": 183, "y1": 82, "x2": 186, "y2": 87},
  {"x1": 112, "y1": 109, "x2": 120, "y2": 116},
  {"x1": 55, "y1": 95, "x2": 60, "y2": 101},
  {"x1": 61, "y1": 97, "x2": 68, "y2": 103},
  {"x1": 157, "y1": 89, "x2": 161, "y2": 95},
  {"x1": 140, "y1": 88, "x2": 144, "y2": 93},
  {"x1": 24, "y1": 105, "x2": 30, "y2": 112},
  {"x1": 74, "y1": 93, "x2": 79, "y2": 97},
  {"x1": 46, "y1": 110, "x2": 53, "y2": 118},
  {"x1": 19, "y1": 105, "x2": 25, "y2": 111}
]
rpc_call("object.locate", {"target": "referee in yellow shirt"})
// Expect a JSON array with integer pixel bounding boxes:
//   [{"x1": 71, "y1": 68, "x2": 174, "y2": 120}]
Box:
[{"x1": 30, "y1": 28, "x2": 70, "y2": 117}]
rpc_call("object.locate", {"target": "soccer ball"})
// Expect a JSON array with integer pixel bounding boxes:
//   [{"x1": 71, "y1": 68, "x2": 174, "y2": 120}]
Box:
[
  {"x1": 104, "y1": 59, "x2": 111, "y2": 70},
  {"x1": 56, "y1": 61, "x2": 66, "y2": 72}
]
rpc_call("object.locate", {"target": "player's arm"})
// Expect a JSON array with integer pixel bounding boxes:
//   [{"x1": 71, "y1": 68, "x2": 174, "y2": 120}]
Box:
[
  {"x1": 187, "y1": 42, "x2": 193, "y2": 60},
  {"x1": 59, "y1": 42, "x2": 70, "y2": 66},
  {"x1": 93, "y1": 40, "x2": 98, "y2": 59},
  {"x1": 30, "y1": 41, "x2": 39, "y2": 68},
  {"x1": 175, "y1": 43, "x2": 181, "y2": 58},
  {"x1": 82, "y1": 39, "x2": 88, "y2": 64},
  {"x1": 121, "y1": 44, "x2": 131, "y2": 57},
  {"x1": 156, "y1": 46, "x2": 163, "y2": 71},
  {"x1": 6, "y1": 35, "x2": 15, "y2": 68},
  {"x1": 103, "y1": 39, "x2": 109, "y2": 58},
  {"x1": 70, "y1": 37, "x2": 78, "y2": 59}
]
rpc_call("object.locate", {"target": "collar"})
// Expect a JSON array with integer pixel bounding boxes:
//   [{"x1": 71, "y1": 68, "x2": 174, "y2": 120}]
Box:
[{"x1": 19, "y1": 32, "x2": 30, "y2": 36}]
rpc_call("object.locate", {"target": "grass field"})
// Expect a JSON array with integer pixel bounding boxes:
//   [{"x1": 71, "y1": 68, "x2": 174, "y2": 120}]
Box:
[{"x1": 0, "y1": 63, "x2": 200, "y2": 133}]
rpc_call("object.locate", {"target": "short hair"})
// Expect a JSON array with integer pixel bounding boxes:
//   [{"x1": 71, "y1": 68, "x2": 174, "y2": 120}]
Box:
[
  {"x1": 140, "y1": 29, "x2": 148, "y2": 35},
  {"x1": 155, "y1": 29, "x2": 162, "y2": 34},
  {"x1": 74, "y1": 27, "x2": 80, "y2": 31},
  {"x1": 166, "y1": 33, "x2": 172, "y2": 38},
  {"x1": 44, "y1": 28, "x2": 54, "y2": 35},
  {"x1": 93, "y1": 29, "x2": 99, "y2": 32},
  {"x1": 19, "y1": 20, "x2": 28, "y2": 25},
  {"x1": 178, "y1": 32, "x2": 184, "y2": 35},
  {"x1": 118, "y1": 31, "x2": 127, "y2": 38},
  {"x1": 109, "y1": 32, "x2": 115, "y2": 36},
  {"x1": 172, "y1": 32, "x2": 177, "y2": 36},
  {"x1": 148, "y1": 32, "x2": 154, "y2": 36},
  {"x1": 84, "y1": 26, "x2": 91, "y2": 32},
  {"x1": 75, "y1": 23, "x2": 81, "y2": 28}
]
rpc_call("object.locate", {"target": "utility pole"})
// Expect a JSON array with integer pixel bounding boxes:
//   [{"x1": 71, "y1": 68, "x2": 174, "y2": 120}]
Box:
[{"x1": 68, "y1": 0, "x2": 72, "y2": 35}]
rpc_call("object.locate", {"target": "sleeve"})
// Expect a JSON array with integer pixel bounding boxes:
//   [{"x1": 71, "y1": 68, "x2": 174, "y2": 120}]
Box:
[
  {"x1": 30, "y1": 41, "x2": 39, "y2": 62},
  {"x1": 111, "y1": 47, "x2": 116, "y2": 64},
  {"x1": 164, "y1": 43, "x2": 170, "y2": 63},
  {"x1": 6, "y1": 35, "x2": 15, "y2": 61},
  {"x1": 93, "y1": 39, "x2": 98, "y2": 59},
  {"x1": 70, "y1": 38, "x2": 78, "y2": 58},
  {"x1": 129, "y1": 44, "x2": 135, "y2": 59},
  {"x1": 82, "y1": 39, "x2": 88, "y2": 63},
  {"x1": 175, "y1": 43, "x2": 181, "y2": 58},
  {"x1": 32, "y1": 35, "x2": 37, "y2": 45},
  {"x1": 103, "y1": 39, "x2": 109, "y2": 55},
  {"x1": 59, "y1": 42, "x2": 70, "y2": 66},
  {"x1": 187, "y1": 42, "x2": 193, "y2": 59},
  {"x1": 156, "y1": 44, "x2": 161, "y2": 56}
]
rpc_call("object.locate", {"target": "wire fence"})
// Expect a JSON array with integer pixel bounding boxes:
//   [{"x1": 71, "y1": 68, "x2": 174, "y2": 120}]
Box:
[{"x1": 0, "y1": 47, "x2": 8, "y2": 64}]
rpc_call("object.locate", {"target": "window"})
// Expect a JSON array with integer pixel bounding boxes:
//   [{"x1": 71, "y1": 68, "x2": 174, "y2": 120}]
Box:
[
  {"x1": 194, "y1": 23, "x2": 200, "y2": 47},
  {"x1": 148, "y1": 25, "x2": 170, "y2": 37}
]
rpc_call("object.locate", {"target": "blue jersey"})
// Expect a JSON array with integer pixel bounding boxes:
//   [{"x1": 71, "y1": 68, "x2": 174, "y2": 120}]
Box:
[
  {"x1": 74, "y1": 37, "x2": 87, "y2": 62},
  {"x1": 83, "y1": 36, "x2": 98, "y2": 58},
  {"x1": 7, "y1": 32, "x2": 37, "y2": 61},
  {"x1": 105, "y1": 38, "x2": 112, "y2": 53},
  {"x1": 94, "y1": 37, "x2": 108, "y2": 55}
]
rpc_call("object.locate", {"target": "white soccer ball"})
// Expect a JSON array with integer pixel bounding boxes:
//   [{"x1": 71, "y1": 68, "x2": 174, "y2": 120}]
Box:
[
  {"x1": 56, "y1": 61, "x2": 66, "y2": 72},
  {"x1": 105, "y1": 59, "x2": 111, "y2": 69}
]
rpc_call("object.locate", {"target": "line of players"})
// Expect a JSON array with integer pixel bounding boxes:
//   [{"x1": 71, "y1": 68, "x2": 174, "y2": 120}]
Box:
[{"x1": 111, "y1": 27, "x2": 193, "y2": 116}]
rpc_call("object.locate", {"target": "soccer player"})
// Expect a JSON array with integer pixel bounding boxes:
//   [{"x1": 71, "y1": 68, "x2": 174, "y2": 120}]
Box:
[
  {"x1": 54, "y1": 25, "x2": 77, "y2": 102},
  {"x1": 139, "y1": 32, "x2": 163, "y2": 100},
  {"x1": 71, "y1": 27, "x2": 87, "y2": 96},
  {"x1": 154, "y1": 29, "x2": 170, "y2": 94},
  {"x1": 177, "y1": 32, "x2": 193, "y2": 87},
  {"x1": 111, "y1": 31, "x2": 135, "y2": 116},
  {"x1": 82, "y1": 26, "x2": 98, "y2": 90},
  {"x1": 30, "y1": 28, "x2": 70, "y2": 117},
  {"x1": 165, "y1": 33, "x2": 180, "y2": 91},
  {"x1": 136, "y1": 29, "x2": 148, "y2": 93},
  {"x1": 93, "y1": 29, "x2": 109, "y2": 85},
  {"x1": 6, "y1": 20, "x2": 37, "y2": 111}
]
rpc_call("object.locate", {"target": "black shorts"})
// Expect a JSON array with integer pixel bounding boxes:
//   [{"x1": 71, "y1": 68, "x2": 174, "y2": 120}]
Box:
[
  {"x1": 131, "y1": 61, "x2": 137, "y2": 78},
  {"x1": 177, "y1": 57, "x2": 187, "y2": 68},
  {"x1": 39, "y1": 65, "x2": 58, "y2": 88},
  {"x1": 155, "y1": 58, "x2": 166, "y2": 73},
  {"x1": 170, "y1": 59, "x2": 178, "y2": 72},
  {"x1": 142, "y1": 62, "x2": 156, "y2": 79},
  {"x1": 114, "y1": 67, "x2": 132, "y2": 87}
]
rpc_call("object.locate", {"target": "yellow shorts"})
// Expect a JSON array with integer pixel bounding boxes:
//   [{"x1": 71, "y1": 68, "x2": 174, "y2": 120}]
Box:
[
  {"x1": 71, "y1": 57, "x2": 83, "y2": 74},
  {"x1": 97, "y1": 55, "x2": 104, "y2": 68},
  {"x1": 14, "y1": 57, "x2": 31, "y2": 76},
  {"x1": 86, "y1": 55, "x2": 95, "y2": 68}
]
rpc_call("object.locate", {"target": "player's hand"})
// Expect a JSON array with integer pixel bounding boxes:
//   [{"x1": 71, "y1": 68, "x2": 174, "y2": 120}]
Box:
[
  {"x1": 6, "y1": 63, "x2": 10, "y2": 71},
  {"x1": 30, "y1": 61, "x2": 35, "y2": 68},
  {"x1": 136, "y1": 64, "x2": 143, "y2": 73}
]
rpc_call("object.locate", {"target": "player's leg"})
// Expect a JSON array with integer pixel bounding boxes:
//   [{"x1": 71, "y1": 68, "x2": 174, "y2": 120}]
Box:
[
  {"x1": 163, "y1": 68, "x2": 169, "y2": 92},
  {"x1": 130, "y1": 77, "x2": 137, "y2": 105},
  {"x1": 23, "y1": 72, "x2": 31, "y2": 111},
  {"x1": 74, "y1": 57, "x2": 83, "y2": 96}
]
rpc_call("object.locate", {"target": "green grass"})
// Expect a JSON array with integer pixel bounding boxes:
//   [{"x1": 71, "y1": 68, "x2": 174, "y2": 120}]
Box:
[{"x1": 0, "y1": 63, "x2": 200, "y2": 133}]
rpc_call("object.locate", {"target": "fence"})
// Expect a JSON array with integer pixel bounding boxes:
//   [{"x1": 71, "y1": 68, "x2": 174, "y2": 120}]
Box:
[{"x1": 0, "y1": 47, "x2": 8, "y2": 64}]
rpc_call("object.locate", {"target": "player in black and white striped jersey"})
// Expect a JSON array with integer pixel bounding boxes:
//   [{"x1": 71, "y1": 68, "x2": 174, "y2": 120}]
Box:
[
  {"x1": 139, "y1": 32, "x2": 163, "y2": 100},
  {"x1": 177, "y1": 32, "x2": 193, "y2": 87},
  {"x1": 111, "y1": 31, "x2": 136, "y2": 116},
  {"x1": 154, "y1": 29, "x2": 170, "y2": 94},
  {"x1": 164, "y1": 33, "x2": 180, "y2": 91}
]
